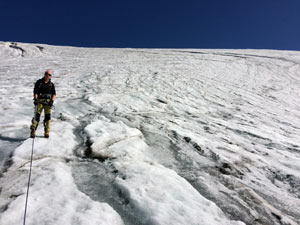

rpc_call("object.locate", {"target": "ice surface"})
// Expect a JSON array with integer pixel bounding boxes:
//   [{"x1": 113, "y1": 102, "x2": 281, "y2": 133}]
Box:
[
  {"x1": 0, "y1": 120, "x2": 124, "y2": 225},
  {"x1": 1, "y1": 41, "x2": 300, "y2": 225},
  {"x1": 85, "y1": 117, "x2": 244, "y2": 225}
]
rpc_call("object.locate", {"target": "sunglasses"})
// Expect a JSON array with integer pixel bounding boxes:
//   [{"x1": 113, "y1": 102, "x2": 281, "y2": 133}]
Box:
[{"x1": 45, "y1": 73, "x2": 52, "y2": 76}]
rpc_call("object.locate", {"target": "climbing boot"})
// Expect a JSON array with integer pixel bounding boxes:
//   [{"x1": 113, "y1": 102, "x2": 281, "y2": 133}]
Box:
[
  {"x1": 44, "y1": 131, "x2": 50, "y2": 138},
  {"x1": 30, "y1": 129, "x2": 36, "y2": 138}
]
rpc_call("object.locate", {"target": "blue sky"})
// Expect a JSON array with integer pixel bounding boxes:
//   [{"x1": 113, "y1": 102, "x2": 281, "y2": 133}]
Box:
[{"x1": 1, "y1": 0, "x2": 300, "y2": 50}]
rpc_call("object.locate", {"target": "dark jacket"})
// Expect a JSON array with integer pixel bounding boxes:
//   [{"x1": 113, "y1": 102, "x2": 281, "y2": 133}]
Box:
[{"x1": 34, "y1": 78, "x2": 56, "y2": 98}]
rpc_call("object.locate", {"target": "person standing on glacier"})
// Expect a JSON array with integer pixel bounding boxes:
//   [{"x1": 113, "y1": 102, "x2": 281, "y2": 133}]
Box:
[{"x1": 30, "y1": 70, "x2": 56, "y2": 138}]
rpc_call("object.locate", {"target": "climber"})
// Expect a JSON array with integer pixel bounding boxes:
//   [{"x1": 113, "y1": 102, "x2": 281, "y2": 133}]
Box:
[{"x1": 30, "y1": 69, "x2": 56, "y2": 138}]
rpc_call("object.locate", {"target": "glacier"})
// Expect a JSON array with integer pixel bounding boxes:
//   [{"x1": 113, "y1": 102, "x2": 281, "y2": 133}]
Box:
[{"x1": 0, "y1": 41, "x2": 300, "y2": 225}]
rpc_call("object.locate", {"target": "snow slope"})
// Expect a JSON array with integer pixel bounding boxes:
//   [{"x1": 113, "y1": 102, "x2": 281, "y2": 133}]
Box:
[{"x1": 0, "y1": 41, "x2": 300, "y2": 225}]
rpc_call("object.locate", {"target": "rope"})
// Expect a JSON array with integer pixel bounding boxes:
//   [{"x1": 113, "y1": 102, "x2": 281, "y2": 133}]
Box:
[{"x1": 23, "y1": 137, "x2": 35, "y2": 225}]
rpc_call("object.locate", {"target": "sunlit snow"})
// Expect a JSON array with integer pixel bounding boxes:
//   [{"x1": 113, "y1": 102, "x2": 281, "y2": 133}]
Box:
[{"x1": 0, "y1": 41, "x2": 300, "y2": 225}]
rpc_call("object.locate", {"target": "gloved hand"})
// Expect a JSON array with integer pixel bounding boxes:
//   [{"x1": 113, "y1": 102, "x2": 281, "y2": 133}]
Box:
[
  {"x1": 48, "y1": 100, "x2": 54, "y2": 106},
  {"x1": 34, "y1": 99, "x2": 38, "y2": 105}
]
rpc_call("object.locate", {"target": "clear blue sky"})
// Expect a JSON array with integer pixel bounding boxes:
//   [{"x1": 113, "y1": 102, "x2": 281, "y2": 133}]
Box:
[{"x1": 1, "y1": 0, "x2": 300, "y2": 50}]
